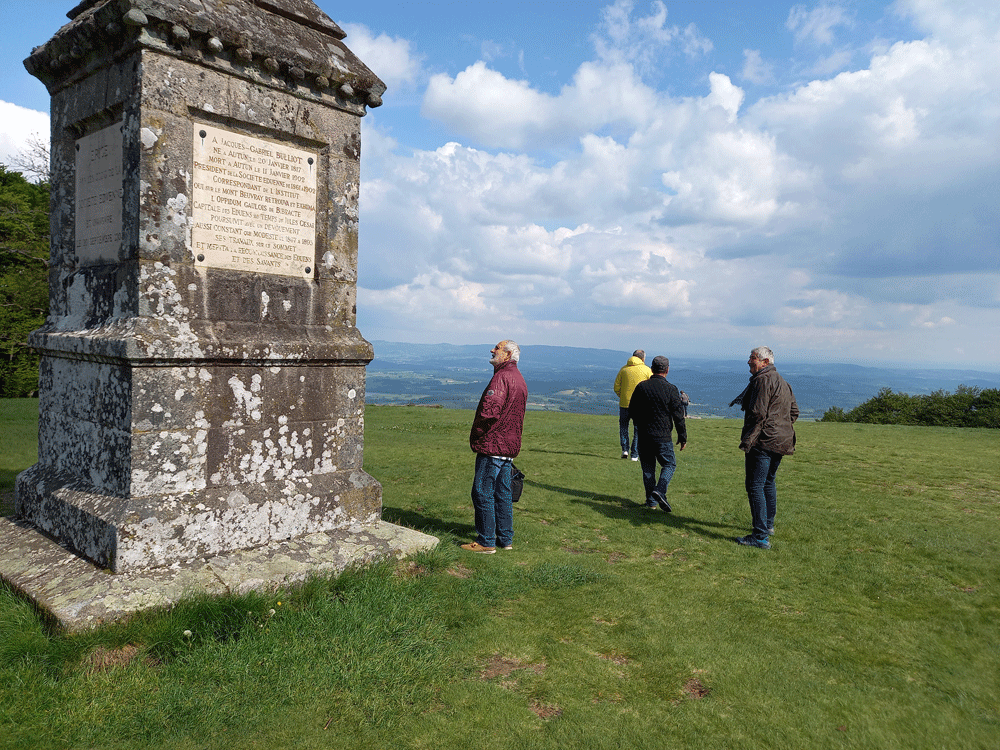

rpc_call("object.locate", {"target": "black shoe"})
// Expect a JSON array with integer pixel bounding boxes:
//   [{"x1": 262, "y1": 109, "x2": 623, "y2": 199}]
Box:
[{"x1": 651, "y1": 490, "x2": 671, "y2": 513}]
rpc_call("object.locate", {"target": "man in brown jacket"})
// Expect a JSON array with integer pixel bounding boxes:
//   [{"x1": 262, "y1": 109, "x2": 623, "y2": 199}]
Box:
[{"x1": 732, "y1": 346, "x2": 798, "y2": 549}]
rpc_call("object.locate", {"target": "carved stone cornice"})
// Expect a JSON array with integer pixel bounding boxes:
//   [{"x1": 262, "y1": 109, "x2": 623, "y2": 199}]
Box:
[{"x1": 24, "y1": 0, "x2": 385, "y2": 113}]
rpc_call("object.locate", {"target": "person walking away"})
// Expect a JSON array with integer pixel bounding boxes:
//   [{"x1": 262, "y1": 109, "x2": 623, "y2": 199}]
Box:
[
  {"x1": 614, "y1": 350, "x2": 652, "y2": 460},
  {"x1": 628, "y1": 356, "x2": 687, "y2": 512},
  {"x1": 731, "y1": 346, "x2": 798, "y2": 549},
  {"x1": 462, "y1": 340, "x2": 528, "y2": 554}
]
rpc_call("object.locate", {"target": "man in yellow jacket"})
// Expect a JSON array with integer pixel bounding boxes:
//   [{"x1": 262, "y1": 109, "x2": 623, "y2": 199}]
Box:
[{"x1": 613, "y1": 350, "x2": 652, "y2": 460}]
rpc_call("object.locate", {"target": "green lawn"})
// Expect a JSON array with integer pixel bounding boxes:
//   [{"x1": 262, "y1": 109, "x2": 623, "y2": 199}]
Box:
[{"x1": 1, "y1": 401, "x2": 998, "y2": 749}]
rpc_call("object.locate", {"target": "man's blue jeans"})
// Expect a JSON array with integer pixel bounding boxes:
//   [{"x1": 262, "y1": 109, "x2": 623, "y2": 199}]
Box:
[
  {"x1": 619, "y1": 407, "x2": 639, "y2": 458},
  {"x1": 745, "y1": 447, "x2": 782, "y2": 541},
  {"x1": 472, "y1": 454, "x2": 514, "y2": 548},
  {"x1": 638, "y1": 439, "x2": 676, "y2": 502}
]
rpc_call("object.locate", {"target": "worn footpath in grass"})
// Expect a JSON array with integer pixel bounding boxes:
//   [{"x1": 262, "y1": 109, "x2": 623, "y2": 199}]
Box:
[{"x1": 0, "y1": 401, "x2": 998, "y2": 749}]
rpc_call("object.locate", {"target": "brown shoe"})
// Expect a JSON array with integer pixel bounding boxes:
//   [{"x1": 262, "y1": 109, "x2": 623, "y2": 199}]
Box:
[{"x1": 461, "y1": 542, "x2": 496, "y2": 554}]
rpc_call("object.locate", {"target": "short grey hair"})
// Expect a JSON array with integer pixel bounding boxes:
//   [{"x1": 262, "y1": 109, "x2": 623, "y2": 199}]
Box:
[
  {"x1": 751, "y1": 346, "x2": 774, "y2": 364},
  {"x1": 503, "y1": 341, "x2": 520, "y2": 362},
  {"x1": 632, "y1": 349, "x2": 645, "y2": 360}
]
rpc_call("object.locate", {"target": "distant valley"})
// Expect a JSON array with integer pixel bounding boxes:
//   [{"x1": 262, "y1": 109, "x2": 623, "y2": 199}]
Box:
[{"x1": 366, "y1": 341, "x2": 1000, "y2": 420}]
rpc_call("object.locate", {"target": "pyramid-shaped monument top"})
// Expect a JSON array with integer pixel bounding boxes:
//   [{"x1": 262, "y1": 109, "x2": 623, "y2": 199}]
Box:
[{"x1": 27, "y1": 0, "x2": 385, "y2": 107}]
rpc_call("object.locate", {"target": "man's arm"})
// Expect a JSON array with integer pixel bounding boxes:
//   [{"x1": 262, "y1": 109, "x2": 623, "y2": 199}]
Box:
[
  {"x1": 671, "y1": 387, "x2": 687, "y2": 449},
  {"x1": 470, "y1": 375, "x2": 509, "y2": 439},
  {"x1": 628, "y1": 384, "x2": 647, "y2": 427},
  {"x1": 739, "y1": 379, "x2": 769, "y2": 451}
]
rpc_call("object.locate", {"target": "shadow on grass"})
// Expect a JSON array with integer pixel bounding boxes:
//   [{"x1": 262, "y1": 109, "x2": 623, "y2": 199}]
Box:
[
  {"x1": 0, "y1": 468, "x2": 21, "y2": 494},
  {"x1": 381, "y1": 507, "x2": 476, "y2": 540},
  {"x1": 527, "y1": 447, "x2": 620, "y2": 460},
  {"x1": 530, "y1": 479, "x2": 739, "y2": 542}
]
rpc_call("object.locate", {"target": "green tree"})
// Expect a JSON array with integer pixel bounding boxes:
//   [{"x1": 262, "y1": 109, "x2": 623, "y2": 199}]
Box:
[
  {"x1": 966, "y1": 388, "x2": 1000, "y2": 428},
  {"x1": 915, "y1": 386, "x2": 979, "y2": 427},
  {"x1": 0, "y1": 164, "x2": 49, "y2": 397},
  {"x1": 846, "y1": 387, "x2": 920, "y2": 425},
  {"x1": 820, "y1": 405, "x2": 848, "y2": 422}
]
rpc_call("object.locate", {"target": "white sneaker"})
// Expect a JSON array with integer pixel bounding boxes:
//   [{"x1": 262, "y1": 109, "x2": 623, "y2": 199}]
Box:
[{"x1": 631, "y1": 456, "x2": 639, "y2": 462}]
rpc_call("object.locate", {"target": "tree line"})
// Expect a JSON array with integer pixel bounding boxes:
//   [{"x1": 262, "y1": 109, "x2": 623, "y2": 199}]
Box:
[
  {"x1": 821, "y1": 386, "x2": 1000, "y2": 428},
  {"x1": 0, "y1": 165, "x2": 48, "y2": 397}
]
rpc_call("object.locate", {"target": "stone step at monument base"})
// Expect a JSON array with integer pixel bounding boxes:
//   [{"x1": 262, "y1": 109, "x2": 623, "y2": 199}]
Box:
[
  {"x1": 0, "y1": 515, "x2": 438, "y2": 632},
  {"x1": 15, "y1": 467, "x2": 383, "y2": 573}
]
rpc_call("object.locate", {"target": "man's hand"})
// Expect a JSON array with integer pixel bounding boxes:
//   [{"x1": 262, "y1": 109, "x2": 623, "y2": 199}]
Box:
[{"x1": 678, "y1": 443, "x2": 686, "y2": 451}]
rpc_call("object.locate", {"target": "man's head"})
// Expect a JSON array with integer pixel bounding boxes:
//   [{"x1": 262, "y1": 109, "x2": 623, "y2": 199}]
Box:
[
  {"x1": 633, "y1": 349, "x2": 645, "y2": 361},
  {"x1": 490, "y1": 340, "x2": 520, "y2": 368},
  {"x1": 651, "y1": 355, "x2": 669, "y2": 375},
  {"x1": 749, "y1": 346, "x2": 773, "y2": 374}
]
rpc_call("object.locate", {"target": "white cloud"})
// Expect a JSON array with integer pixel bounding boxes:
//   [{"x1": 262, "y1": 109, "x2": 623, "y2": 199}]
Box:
[
  {"x1": 0, "y1": 101, "x2": 49, "y2": 171},
  {"x1": 741, "y1": 50, "x2": 775, "y2": 85},
  {"x1": 422, "y1": 60, "x2": 657, "y2": 150},
  {"x1": 593, "y1": 0, "x2": 712, "y2": 75},
  {"x1": 786, "y1": 3, "x2": 851, "y2": 46},
  {"x1": 339, "y1": 22, "x2": 421, "y2": 90}
]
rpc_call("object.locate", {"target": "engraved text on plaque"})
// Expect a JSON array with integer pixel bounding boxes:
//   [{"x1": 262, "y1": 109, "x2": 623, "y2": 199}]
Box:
[{"x1": 192, "y1": 123, "x2": 318, "y2": 279}]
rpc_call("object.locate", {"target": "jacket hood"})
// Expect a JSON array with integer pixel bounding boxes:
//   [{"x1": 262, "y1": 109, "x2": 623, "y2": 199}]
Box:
[{"x1": 626, "y1": 356, "x2": 646, "y2": 367}]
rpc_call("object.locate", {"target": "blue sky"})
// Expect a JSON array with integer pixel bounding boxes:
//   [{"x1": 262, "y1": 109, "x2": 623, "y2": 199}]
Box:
[{"x1": 1, "y1": 1, "x2": 998, "y2": 370}]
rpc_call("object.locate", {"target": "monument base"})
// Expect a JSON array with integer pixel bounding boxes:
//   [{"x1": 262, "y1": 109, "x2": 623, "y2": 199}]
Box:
[
  {"x1": 0, "y1": 516, "x2": 439, "y2": 632},
  {"x1": 16, "y1": 466, "x2": 383, "y2": 573}
]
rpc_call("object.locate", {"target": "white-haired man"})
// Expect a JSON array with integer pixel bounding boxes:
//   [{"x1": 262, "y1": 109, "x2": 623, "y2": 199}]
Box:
[
  {"x1": 732, "y1": 346, "x2": 798, "y2": 549},
  {"x1": 462, "y1": 340, "x2": 528, "y2": 554}
]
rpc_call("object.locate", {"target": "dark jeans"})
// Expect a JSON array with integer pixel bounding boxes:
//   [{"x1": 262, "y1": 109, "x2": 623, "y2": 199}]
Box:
[
  {"x1": 745, "y1": 447, "x2": 782, "y2": 540},
  {"x1": 471, "y1": 454, "x2": 514, "y2": 548},
  {"x1": 638, "y1": 438, "x2": 676, "y2": 502},
  {"x1": 619, "y1": 407, "x2": 639, "y2": 457}
]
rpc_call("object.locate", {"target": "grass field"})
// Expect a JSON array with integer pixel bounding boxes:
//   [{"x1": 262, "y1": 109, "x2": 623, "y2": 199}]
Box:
[{"x1": 1, "y1": 401, "x2": 998, "y2": 749}]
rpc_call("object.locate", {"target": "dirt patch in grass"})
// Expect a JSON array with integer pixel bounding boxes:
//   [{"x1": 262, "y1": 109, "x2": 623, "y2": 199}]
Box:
[
  {"x1": 479, "y1": 655, "x2": 546, "y2": 680},
  {"x1": 84, "y1": 645, "x2": 157, "y2": 675},
  {"x1": 607, "y1": 551, "x2": 628, "y2": 563},
  {"x1": 652, "y1": 548, "x2": 687, "y2": 560},
  {"x1": 446, "y1": 563, "x2": 473, "y2": 579},
  {"x1": 682, "y1": 676, "x2": 710, "y2": 699},
  {"x1": 597, "y1": 651, "x2": 629, "y2": 665},
  {"x1": 395, "y1": 561, "x2": 429, "y2": 578},
  {"x1": 529, "y1": 699, "x2": 562, "y2": 719}
]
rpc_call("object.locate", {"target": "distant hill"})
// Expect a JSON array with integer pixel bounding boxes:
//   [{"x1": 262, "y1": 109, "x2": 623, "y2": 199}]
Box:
[{"x1": 366, "y1": 341, "x2": 1000, "y2": 420}]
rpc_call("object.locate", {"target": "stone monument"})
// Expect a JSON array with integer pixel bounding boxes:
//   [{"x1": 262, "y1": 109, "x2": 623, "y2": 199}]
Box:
[{"x1": 0, "y1": 0, "x2": 436, "y2": 630}]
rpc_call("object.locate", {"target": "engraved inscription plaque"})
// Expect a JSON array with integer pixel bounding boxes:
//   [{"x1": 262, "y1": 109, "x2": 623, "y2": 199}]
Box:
[
  {"x1": 75, "y1": 121, "x2": 124, "y2": 265},
  {"x1": 192, "y1": 123, "x2": 318, "y2": 279}
]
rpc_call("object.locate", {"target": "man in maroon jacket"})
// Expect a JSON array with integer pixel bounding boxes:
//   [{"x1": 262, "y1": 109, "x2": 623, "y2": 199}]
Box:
[{"x1": 462, "y1": 340, "x2": 528, "y2": 554}]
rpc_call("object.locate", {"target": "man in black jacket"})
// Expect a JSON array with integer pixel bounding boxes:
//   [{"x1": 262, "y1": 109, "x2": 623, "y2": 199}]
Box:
[{"x1": 628, "y1": 356, "x2": 687, "y2": 512}]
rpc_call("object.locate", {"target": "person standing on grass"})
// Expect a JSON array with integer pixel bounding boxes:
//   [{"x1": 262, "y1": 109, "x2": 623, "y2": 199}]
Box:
[
  {"x1": 614, "y1": 350, "x2": 652, "y2": 461},
  {"x1": 628, "y1": 356, "x2": 687, "y2": 512},
  {"x1": 731, "y1": 346, "x2": 798, "y2": 549},
  {"x1": 462, "y1": 340, "x2": 528, "y2": 555}
]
